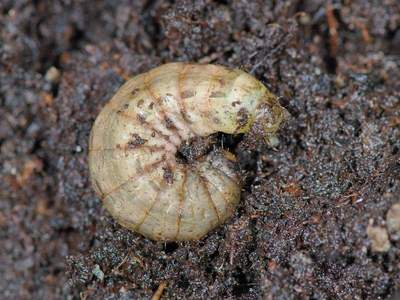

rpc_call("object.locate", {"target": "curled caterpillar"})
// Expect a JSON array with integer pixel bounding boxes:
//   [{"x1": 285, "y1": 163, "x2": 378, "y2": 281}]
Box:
[{"x1": 89, "y1": 62, "x2": 285, "y2": 241}]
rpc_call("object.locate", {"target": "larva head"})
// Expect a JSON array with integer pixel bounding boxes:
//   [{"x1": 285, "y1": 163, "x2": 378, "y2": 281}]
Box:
[{"x1": 254, "y1": 92, "x2": 287, "y2": 145}]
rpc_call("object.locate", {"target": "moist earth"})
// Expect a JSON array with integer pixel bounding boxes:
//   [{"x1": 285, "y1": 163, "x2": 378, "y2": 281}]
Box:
[{"x1": 1, "y1": 1, "x2": 399, "y2": 299}]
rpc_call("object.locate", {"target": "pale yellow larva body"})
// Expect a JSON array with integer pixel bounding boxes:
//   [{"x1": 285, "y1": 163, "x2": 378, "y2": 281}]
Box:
[{"x1": 89, "y1": 62, "x2": 285, "y2": 241}]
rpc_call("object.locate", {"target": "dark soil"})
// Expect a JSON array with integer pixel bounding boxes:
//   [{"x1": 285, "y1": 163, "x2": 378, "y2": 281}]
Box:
[{"x1": 1, "y1": 1, "x2": 399, "y2": 299}]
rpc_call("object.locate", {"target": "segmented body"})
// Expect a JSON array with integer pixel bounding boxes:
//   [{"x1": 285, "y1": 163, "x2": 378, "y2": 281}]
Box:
[{"x1": 89, "y1": 62, "x2": 284, "y2": 241}]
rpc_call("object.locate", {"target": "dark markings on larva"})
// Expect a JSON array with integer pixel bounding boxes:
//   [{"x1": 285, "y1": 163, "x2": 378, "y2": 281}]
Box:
[
  {"x1": 131, "y1": 88, "x2": 140, "y2": 96},
  {"x1": 114, "y1": 109, "x2": 171, "y2": 142},
  {"x1": 164, "y1": 117, "x2": 175, "y2": 130},
  {"x1": 196, "y1": 171, "x2": 221, "y2": 223},
  {"x1": 175, "y1": 168, "x2": 188, "y2": 239},
  {"x1": 163, "y1": 164, "x2": 174, "y2": 184},
  {"x1": 161, "y1": 95, "x2": 186, "y2": 141},
  {"x1": 136, "y1": 113, "x2": 146, "y2": 124},
  {"x1": 135, "y1": 180, "x2": 166, "y2": 231},
  {"x1": 116, "y1": 103, "x2": 130, "y2": 113},
  {"x1": 140, "y1": 120, "x2": 171, "y2": 142},
  {"x1": 127, "y1": 133, "x2": 147, "y2": 149},
  {"x1": 235, "y1": 107, "x2": 249, "y2": 131},
  {"x1": 231, "y1": 100, "x2": 241, "y2": 106},
  {"x1": 145, "y1": 76, "x2": 166, "y2": 117},
  {"x1": 145, "y1": 74, "x2": 181, "y2": 137},
  {"x1": 137, "y1": 99, "x2": 144, "y2": 108},
  {"x1": 177, "y1": 65, "x2": 194, "y2": 125},
  {"x1": 198, "y1": 171, "x2": 231, "y2": 215},
  {"x1": 101, "y1": 159, "x2": 165, "y2": 202}
]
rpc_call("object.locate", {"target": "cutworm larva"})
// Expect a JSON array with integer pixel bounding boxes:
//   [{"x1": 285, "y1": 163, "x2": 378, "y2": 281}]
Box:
[{"x1": 89, "y1": 62, "x2": 285, "y2": 241}]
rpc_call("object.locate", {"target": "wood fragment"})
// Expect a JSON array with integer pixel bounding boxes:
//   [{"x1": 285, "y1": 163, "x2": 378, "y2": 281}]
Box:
[
  {"x1": 151, "y1": 282, "x2": 167, "y2": 300},
  {"x1": 326, "y1": 2, "x2": 339, "y2": 57}
]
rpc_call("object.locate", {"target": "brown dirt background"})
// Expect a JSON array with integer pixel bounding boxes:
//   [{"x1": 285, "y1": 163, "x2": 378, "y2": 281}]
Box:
[{"x1": 1, "y1": 0, "x2": 399, "y2": 299}]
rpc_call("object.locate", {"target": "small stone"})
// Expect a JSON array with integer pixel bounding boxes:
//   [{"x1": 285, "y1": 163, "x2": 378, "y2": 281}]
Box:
[
  {"x1": 92, "y1": 264, "x2": 104, "y2": 281},
  {"x1": 298, "y1": 12, "x2": 311, "y2": 25},
  {"x1": 265, "y1": 134, "x2": 280, "y2": 148},
  {"x1": 386, "y1": 203, "x2": 400, "y2": 241},
  {"x1": 367, "y1": 223, "x2": 391, "y2": 252},
  {"x1": 45, "y1": 66, "x2": 61, "y2": 84}
]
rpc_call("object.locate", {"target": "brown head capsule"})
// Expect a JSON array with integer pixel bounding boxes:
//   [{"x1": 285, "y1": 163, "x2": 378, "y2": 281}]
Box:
[{"x1": 89, "y1": 62, "x2": 285, "y2": 241}]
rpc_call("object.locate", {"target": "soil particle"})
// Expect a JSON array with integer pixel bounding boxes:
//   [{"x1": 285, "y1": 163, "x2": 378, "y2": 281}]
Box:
[
  {"x1": 367, "y1": 223, "x2": 391, "y2": 253},
  {"x1": 387, "y1": 203, "x2": 400, "y2": 241},
  {"x1": 177, "y1": 135, "x2": 216, "y2": 163},
  {"x1": 127, "y1": 134, "x2": 147, "y2": 149}
]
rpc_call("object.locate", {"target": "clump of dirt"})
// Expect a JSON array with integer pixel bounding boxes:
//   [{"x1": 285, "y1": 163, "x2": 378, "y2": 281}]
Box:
[
  {"x1": 1, "y1": 1, "x2": 399, "y2": 299},
  {"x1": 177, "y1": 135, "x2": 216, "y2": 163}
]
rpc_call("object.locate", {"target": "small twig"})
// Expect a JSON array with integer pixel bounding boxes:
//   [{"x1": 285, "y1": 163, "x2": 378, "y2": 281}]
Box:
[
  {"x1": 354, "y1": 20, "x2": 372, "y2": 44},
  {"x1": 326, "y1": 2, "x2": 339, "y2": 57},
  {"x1": 111, "y1": 252, "x2": 130, "y2": 274},
  {"x1": 250, "y1": 60, "x2": 264, "y2": 75},
  {"x1": 151, "y1": 282, "x2": 167, "y2": 300},
  {"x1": 198, "y1": 52, "x2": 221, "y2": 64}
]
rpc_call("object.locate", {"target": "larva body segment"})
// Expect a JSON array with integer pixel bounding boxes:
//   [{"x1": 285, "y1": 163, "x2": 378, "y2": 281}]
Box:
[{"x1": 89, "y1": 62, "x2": 285, "y2": 241}]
